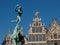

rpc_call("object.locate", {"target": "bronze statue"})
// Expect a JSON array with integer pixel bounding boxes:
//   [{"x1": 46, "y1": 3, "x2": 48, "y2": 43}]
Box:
[{"x1": 11, "y1": 4, "x2": 25, "y2": 45}]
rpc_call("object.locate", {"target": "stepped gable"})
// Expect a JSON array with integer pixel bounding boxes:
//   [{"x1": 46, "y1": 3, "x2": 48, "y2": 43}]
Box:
[{"x1": 2, "y1": 29, "x2": 14, "y2": 45}]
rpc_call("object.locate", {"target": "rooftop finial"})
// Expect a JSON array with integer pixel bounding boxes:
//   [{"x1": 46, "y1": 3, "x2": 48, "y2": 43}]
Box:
[
  {"x1": 35, "y1": 11, "x2": 39, "y2": 18},
  {"x1": 8, "y1": 28, "x2": 11, "y2": 34}
]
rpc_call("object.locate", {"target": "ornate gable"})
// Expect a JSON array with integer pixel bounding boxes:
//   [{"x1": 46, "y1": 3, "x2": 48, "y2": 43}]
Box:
[
  {"x1": 2, "y1": 29, "x2": 14, "y2": 45},
  {"x1": 28, "y1": 11, "x2": 46, "y2": 34},
  {"x1": 49, "y1": 19, "x2": 60, "y2": 33},
  {"x1": 47, "y1": 19, "x2": 60, "y2": 40},
  {"x1": 28, "y1": 11, "x2": 46, "y2": 45}
]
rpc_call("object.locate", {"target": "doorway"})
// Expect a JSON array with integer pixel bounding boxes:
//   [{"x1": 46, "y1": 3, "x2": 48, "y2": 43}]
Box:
[{"x1": 54, "y1": 43, "x2": 57, "y2": 45}]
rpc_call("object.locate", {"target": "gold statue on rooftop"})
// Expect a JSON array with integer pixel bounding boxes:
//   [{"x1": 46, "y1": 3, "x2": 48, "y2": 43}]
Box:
[{"x1": 35, "y1": 11, "x2": 39, "y2": 18}]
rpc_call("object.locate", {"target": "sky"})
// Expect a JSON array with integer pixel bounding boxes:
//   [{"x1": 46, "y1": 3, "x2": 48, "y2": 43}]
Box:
[{"x1": 0, "y1": 0, "x2": 60, "y2": 44}]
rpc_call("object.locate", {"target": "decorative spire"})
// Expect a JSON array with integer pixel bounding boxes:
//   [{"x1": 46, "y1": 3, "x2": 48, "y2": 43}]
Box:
[
  {"x1": 53, "y1": 19, "x2": 57, "y2": 24},
  {"x1": 52, "y1": 19, "x2": 58, "y2": 27},
  {"x1": 8, "y1": 28, "x2": 11, "y2": 34},
  {"x1": 35, "y1": 11, "x2": 39, "y2": 18}
]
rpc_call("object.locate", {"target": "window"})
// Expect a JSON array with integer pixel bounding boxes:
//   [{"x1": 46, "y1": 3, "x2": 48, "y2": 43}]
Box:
[
  {"x1": 39, "y1": 35, "x2": 42, "y2": 41},
  {"x1": 54, "y1": 33, "x2": 57, "y2": 39},
  {"x1": 29, "y1": 35, "x2": 32, "y2": 41},
  {"x1": 32, "y1": 35, "x2": 35, "y2": 41},
  {"x1": 51, "y1": 35, "x2": 53, "y2": 39},
  {"x1": 32, "y1": 27, "x2": 35, "y2": 33},
  {"x1": 36, "y1": 35, "x2": 38, "y2": 41},
  {"x1": 58, "y1": 34, "x2": 60, "y2": 38},
  {"x1": 35, "y1": 28, "x2": 38, "y2": 32},
  {"x1": 39, "y1": 27, "x2": 42, "y2": 32},
  {"x1": 42, "y1": 34, "x2": 46, "y2": 41}
]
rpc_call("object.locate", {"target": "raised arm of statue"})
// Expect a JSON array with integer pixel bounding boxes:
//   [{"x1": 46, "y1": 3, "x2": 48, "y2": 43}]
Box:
[
  {"x1": 11, "y1": 4, "x2": 23, "y2": 25},
  {"x1": 15, "y1": 4, "x2": 23, "y2": 17}
]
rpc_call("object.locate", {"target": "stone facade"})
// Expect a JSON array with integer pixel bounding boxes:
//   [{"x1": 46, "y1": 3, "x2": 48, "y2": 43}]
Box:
[
  {"x1": 24, "y1": 11, "x2": 60, "y2": 45},
  {"x1": 2, "y1": 11, "x2": 60, "y2": 45},
  {"x1": 2, "y1": 29, "x2": 14, "y2": 45},
  {"x1": 27, "y1": 11, "x2": 46, "y2": 45},
  {"x1": 47, "y1": 19, "x2": 60, "y2": 45}
]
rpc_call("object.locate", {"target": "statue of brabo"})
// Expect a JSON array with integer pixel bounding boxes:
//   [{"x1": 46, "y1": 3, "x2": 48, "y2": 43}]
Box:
[{"x1": 11, "y1": 4, "x2": 25, "y2": 45}]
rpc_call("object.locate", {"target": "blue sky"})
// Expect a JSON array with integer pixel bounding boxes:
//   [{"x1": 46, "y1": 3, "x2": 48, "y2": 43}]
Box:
[{"x1": 0, "y1": 0, "x2": 60, "y2": 44}]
